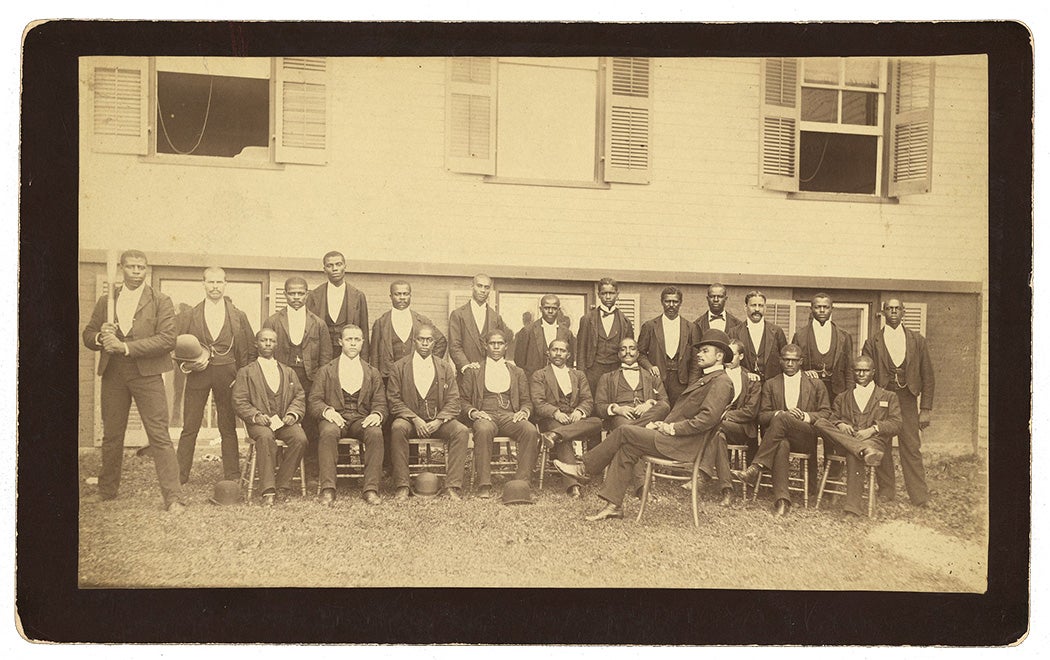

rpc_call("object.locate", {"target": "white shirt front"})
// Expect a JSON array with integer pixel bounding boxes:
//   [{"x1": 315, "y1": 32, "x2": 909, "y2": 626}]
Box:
[
  {"x1": 598, "y1": 305, "x2": 617, "y2": 336},
  {"x1": 620, "y1": 364, "x2": 640, "y2": 390},
  {"x1": 707, "y1": 312, "x2": 727, "y2": 333},
  {"x1": 115, "y1": 283, "x2": 144, "y2": 337},
  {"x1": 853, "y1": 381, "x2": 876, "y2": 412},
  {"x1": 485, "y1": 357, "x2": 511, "y2": 393},
  {"x1": 726, "y1": 365, "x2": 743, "y2": 405},
  {"x1": 412, "y1": 352, "x2": 436, "y2": 399},
  {"x1": 541, "y1": 320, "x2": 560, "y2": 351},
  {"x1": 327, "y1": 281, "x2": 346, "y2": 324},
  {"x1": 662, "y1": 315, "x2": 681, "y2": 359},
  {"x1": 812, "y1": 318, "x2": 832, "y2": 354},
  {"x1": 338, "y1": 354, "x2": 364, "y2": 395},
  {"x1": 746, "y1": 318, "x2": 765, "y2": 354},
  {"x1": 258, "y1": 356, "x2": 281, "y2": 393},
  {"x1": 286, "y1": 305, "x2": 307, "y2": 346},
  {"x1": 391, "y1": 307, "x2": 413, "y2": 344},
  {"x1": 470, "y1": 299, "x2": 488, "y2": 335},
  {"x1": 783, "y1": 371, "x2": 802, "y2": 410},
  {"x1": 551, "y1": 364, "x2": 573, "y2": 396},
  {"x1": 884, "y1": 323, "x2": 907, "y2": 367},
  {"x1": 204, "y1": 298, "x2": 226, "y2": 340}
]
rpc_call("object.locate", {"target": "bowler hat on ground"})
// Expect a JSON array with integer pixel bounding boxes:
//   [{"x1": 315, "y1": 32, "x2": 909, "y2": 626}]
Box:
[
  {"x1": 173, "y1": 334, "x2": 207, "y2": 362},
  {"x1": 208, "y1": 479, "x2": 242, "y2": 506},
  {"x1": 501, "y1": 480, "x2": 534, "y2": 505},
  {"x1": 693, "y1": 329, "x2": 734, "y2": 364},
  {"x1": 412, "y1": 471, "x2": 441, "y2": 497}
]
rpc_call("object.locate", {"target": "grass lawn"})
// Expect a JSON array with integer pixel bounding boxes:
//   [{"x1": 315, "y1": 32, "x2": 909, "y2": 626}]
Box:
[{"x1": 78, "y1": 446, "x2": 987, "y2": 591}]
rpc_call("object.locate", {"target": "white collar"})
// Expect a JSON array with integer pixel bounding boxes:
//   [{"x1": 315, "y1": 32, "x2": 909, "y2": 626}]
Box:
[
  {"x1": 258, "y1": 356, "x2": 278, "y2": 365},
  {"x1": 746, "y1": 317, "x2": 764, "y2": 329},
  {"x1": 812, "y1": 318, "x2": 832, "y2": 329},
  {"x1": 340, "y1": 354, "x2": 361, "y2": 367},
  {"x1": 205, "y1": 298, "x2": 224, "y2": 307},
  {"x1": 486, "y1": 357, "x2": 506, "y2": 368},
  {"x1": 855, "y1": 381, "x2": 875, "y2": 395},
  {"x1": 287, "y1": 304, "x2": 306, "y2": 316},
  {"x1": 550, "y1": 363, "x2": 570, "y2": 373},
  {"x1": 413, "y1": 351, "x2": 432, "y2": 367},
  {"x1": 328, "y1": 280, "x2": 345, "y2": 290},
  {"x1": 885, "y1": 323, "x2": 905, "y2": 336},
  {"x1": 783, "y1": 370, "x2": 802, "y2": 382},
  {"x1": 598, "y1": 304, "x2": 616, "y2": 314},
  {"x1": 703, "y1": 363, "x2": 725, "y2": 375},
  {"x1": 541, "y1": 319, "x2": 558, "y2": 328},
  {"x1": 470, "y1": 299, "x2": 487, "y2": 312},
  {"x1": 391, "y1": 306, "x2": 412, "y2": 317}
]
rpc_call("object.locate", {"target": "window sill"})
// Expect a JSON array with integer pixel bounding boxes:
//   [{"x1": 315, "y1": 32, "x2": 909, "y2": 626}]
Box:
[
  {"x1": 482, "y1": 176, "x2": 611, "y2": 190},
  {"x1": 786, "y1": 191, "x2": 899, "y2": 204},
  {"x1": 140, "y1": 154, "x2": 284, "y2": 171}
]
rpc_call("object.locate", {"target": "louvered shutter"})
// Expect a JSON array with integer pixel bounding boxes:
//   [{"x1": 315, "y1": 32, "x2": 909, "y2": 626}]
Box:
[
  {"x1": 878, "y1": 300, "x2": 926, "y2": 335},
  {"x1": 759, "y1": 58, "x2": 800, "y2": 192},
  {"x1": 603, "y1": 57, "x2": 651, "y2": 184},
  {"x1": 448, "y1": 290, "x2": 473, "y2": 318},
  {"x1": 446, "y1": 57, "x2": 497, "y2": 175},
  {"x1": 888, "y1": 59, "x2": 934, "y2": 197},
  {"x1": 615, "y1": 294, "x2": 641, "y2": 329},
  {"x1": 765, "y1": 299, "x2": 796, "y2": 338},
  {"x1": 269, "y1": 279, "x2": 287, "y2": 316},
  {"x1": 275, "y1": 57, "x2": 328, "y2": 165},
  {"x1": 90, "y1": 57, "x2": 149, "y2": 155}
]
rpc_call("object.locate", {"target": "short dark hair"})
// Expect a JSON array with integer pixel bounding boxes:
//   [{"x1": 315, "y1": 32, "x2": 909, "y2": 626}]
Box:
[
  {"x1": 547, "y1": 338, "x2": 570, "y2": 351},
  {"x1": 781, "y1": 343, "x2": 803, "y2": 358},
  {"x1": 119, "y1": 249, "x2": 148, "y2": 266},
  {"x1": 707, "y1": 283, "x2": 727, "y2": 295},
  {"x1": 322, "y1": 251, "x2": 345, "y2": 264},
  {"x1": 389, "y1": 279, "x2": 411, "y2": 294},
  {"x1": 598, "y1": 277, "x2": 619, "y2": 291},
  {"x1": 256, "y1": 328, "x2": 277, "y2": 341},
  {"x1": 744, "y1": 290, "x2": 767, "y2": 305},
  {"x1": 812, "y1": 292, "x2": 833, "y2": 305},
  {"x1": 661, "y1": 286, "x2": 683, "y2": 301},
  {"x1": 485, "y1": 329, "x2": 508, "y2": 343},
  {"x1": 340, "y1": 324, "x2": 363, "y2": 339},
  {"x1": 728, "y1": 339, "x2": 745, "y2": 355},
  {"x1": 284, "y1": 276, "x2": 308, "y2": 291},
  {"x1": 413, "y1": 322, "x2": 437, "y2": 339}
]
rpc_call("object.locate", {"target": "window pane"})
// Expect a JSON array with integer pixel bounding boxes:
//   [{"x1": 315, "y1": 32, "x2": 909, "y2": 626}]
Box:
[
  {"x1": 799, "y1": 131, "x2": 878, "y2": 194},
  {"x1": 803, "y1": 58, "x2": 839, "y2": 85},
  {"x1": 844, "y1": 58, "x2": 880, "y2": 88},
  {"x1": 801, "y1": 87, "x2": 838, "y2": 123},
  {"x1": 156, "y1": 72, "x2": 269, "y2": 158},
  {"x1": 841, "y1": 91, "x2": 879, "y2": 126}
]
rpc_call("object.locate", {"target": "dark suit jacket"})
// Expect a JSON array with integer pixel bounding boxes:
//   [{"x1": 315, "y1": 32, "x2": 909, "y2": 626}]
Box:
[
  {"x1": 654, "y1": 369, "x2": 734, "y2": 462},
  {"x1": 722, "y1": 367, "x2": 761, "y2": 438},
  {"x1": 369, "y1": 309, "x2": 447, "y2": 378},
  {"x1": 262, "y1": 307, "x2": 333, "y2": 382},
  {"x1": 530, "y1": 365, "x2": 594, "y2": 420},
  {"x1": 758, "y1": 373, "x2": 832, "y2": 428},
  {"x1": 862, "y1": 326, "x2": 935, "y2": 408},
  {"x1": 308, "y1": 357, "x2": 387, "y2": 422},
  {"x1": 459, "y1": 360, "x2": 531, "y2": 421},
  {"x1": 386, "y1": 353, "x2": 460, "y2": 423},
  {"x1": 232, "y1": 360, "x2": 307, "y2": 422},
  {"x1": 694, "y1": 310, "x2": 744, "y2": 335},
  {"x1": 176, "y1": 297, "x2": 257, "y2": 369},
  {"x1": 828, "y1": 385, "x2": 903, "y2": 442},
  {"x1": 306, "y1": 281, "x2": 370, "y2": 358},
  {"x1": 448, "y1": 302, "x2": 512, "y2": 372},
  {"x1": 514, "y1": 320, "x2": 575, "y2": 376},
  {"x1": 793, "y1": 320, "x2": 855, "y2": 397},
  {"x1": 730, "y1": 319, "x2": 788, "y2": 381},
  {"x1": 84, "y1": 284, "x2": 177, "y2": 377},
  {"x1": 637, "y1": 315, "x2": 700, "y2": 386},
  {"x1": 594, "y1": 368, "x2": 667, "y2": 420},
  {"x1": 576, "y1": 308, "x2": 634, "y2": 370}
]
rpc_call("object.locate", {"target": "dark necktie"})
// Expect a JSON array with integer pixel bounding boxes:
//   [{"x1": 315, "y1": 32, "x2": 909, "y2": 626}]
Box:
[
  {"x1": 600, "y1": 308, "x2": 616, "y2": 318},
  {"x1": 621, "y1": 365, "x2": 640, "y2": 371}
]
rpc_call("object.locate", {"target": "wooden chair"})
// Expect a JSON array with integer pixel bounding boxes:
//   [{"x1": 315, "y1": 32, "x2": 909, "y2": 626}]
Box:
[
  {"x1": 407, "y1": 437, "x2": 450, "y2": 477},
  {"x1": 328, "y1": 437, "x2": 367, "y2": 492},
  {"x1": 537, "y1": 434, "x2": 593, "y2": 490},
  {"x1": 816, "y1": 453, "x2": 877, "y2": 517},
  {"x1": 240, "y1": 438, "x2": 307, "y2": 502},
  {"x1": 752, "y1": 452, "x2": 810, "y2": 508},
  {"x1": 726, "y1": 443, "x2": 749, "y2": 498},
  {"x1": 467, "y1": 435, "x2": 517, "y2": 487},
  {"x1": 636, "y1": 449, "x2": 705, "y2": 527}
]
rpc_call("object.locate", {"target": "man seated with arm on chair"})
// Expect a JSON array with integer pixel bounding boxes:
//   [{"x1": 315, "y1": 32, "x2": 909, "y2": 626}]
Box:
[
  {"x1": 531, "y1": 338, "x2": 602, "y2": 499},
  {"x1": 309, "y1": 325, "x2": 388, "y2": 507},
  {"x1": 732, "y1": 343, "x2": 831, "y2": 517},
  {"x1": 813, "y1": 355, "x2": 902, "y2": 517},
  {"x1": 553, "y1": 329, "x2": 735, "y2": 522},
  {"x1": 460, "y1": 330, "x2": 540, "y2": 499},
  {"x1": 386, "y1": 323, "x2": 470, "y2": 501},
  {"x1": 231, "y1": 329, "x2": 308, "y2": 506}
]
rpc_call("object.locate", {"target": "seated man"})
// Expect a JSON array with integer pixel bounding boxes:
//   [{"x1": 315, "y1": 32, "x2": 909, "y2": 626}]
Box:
[
  {"x1": 386, "y1": 324, "x2": 470, "y2": 501},
  {"x1": 813, "y1": 356, "x2": 902, "y2": 517},
  {"x1": 231, "y1": 329, "x2": 308, "y2": 506},
  {"x1": 732, "y1": 344, "x2": 831, "y2": 517},
  {"x1": 554, "y1": 330, "x2": 735, "y2": 521},
  {"x1": 309, "y1": 325, "x2": 387, "y2": 506},
  {"x1": 460, "y1": 330, "x2": 541, "y2": 499},
  {"x1": 530, "y1": 339, "x2": 602, "y2": 499},
  {"x1": 594, "y1": 337, "x2": 671, "y2": 438}
]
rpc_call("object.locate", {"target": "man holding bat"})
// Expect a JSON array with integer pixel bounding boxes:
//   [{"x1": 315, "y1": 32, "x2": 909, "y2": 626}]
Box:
[{"x1": 82, "y1": 250, "x2": 186, "y2": 513}]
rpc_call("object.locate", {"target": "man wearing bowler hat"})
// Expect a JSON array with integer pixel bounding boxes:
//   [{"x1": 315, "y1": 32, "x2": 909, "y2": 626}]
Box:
[{"x1": 554, "y1": 329, "x2": 735, "y2": 521}]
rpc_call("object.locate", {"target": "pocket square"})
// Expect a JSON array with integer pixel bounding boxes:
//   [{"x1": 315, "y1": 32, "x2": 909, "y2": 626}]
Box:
[{"x1": 879, "y1": 400, "x2": 889, "y2": 407}]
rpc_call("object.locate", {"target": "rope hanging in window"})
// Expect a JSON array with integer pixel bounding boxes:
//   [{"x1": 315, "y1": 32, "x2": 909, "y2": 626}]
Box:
[
  {"x1": 157, "y1": 76, "x2": 214, "y2": 155},
  {"x1": 799, "y1": 133, "x2": 830, "y2": 183}
]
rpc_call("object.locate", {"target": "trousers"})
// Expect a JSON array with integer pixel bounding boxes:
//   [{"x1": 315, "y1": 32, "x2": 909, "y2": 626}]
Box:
[
  {"x1": 814, "y1": 419, "x2": 885, "y2": 515},
  {"x1": 246, "y1": 423, "x2": 307, "y2": 492},
  {"x1": 318, "y1": 417, "x2": 385, "y2": 494},
  {"x1": 389, "y1": 417, "x2": 470, "y2": 489},
  {"x1": 177, "y1": 362, "x2": 240, "y2": 483},
  {"x1": 470, "y1": 412, "x2": 540, "y2": 487},
  {"x1": 752, "y1": 413, "x2": 819, "y2": 503},
  {"x1": 582, "y1": 425, "x2": 667, "y2": 507},
  {"x1": 877, "y1": 387, "x2": 929, "y2": 505},
  {"x1": 538, "y1": 416, "x2": 602, "y2": 490}
]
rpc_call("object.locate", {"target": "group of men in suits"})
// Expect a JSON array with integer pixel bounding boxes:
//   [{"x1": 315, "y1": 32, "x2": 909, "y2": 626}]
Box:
[{"x1": 83, "y1": 253, "x2": 935, "y2": 518}]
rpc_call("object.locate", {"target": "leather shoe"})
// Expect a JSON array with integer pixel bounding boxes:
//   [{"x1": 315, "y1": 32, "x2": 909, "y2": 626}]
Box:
[
  {"x1": 276, "y1": 488, "x2": 291, "y2": 504},
  {"x1": 719, "y1": 488, "x2": 733, "y2": 507},
  {"x1": 447, "y1": 487, "x2": 462, "y2": 501},
  {"x1": 262, "y1": 492, "x2": 276, "y2": 507},
  {"x1": 773, "y1": 498, "x2": 791, "y2": 517},
  {"x1": 477, "y1": 485, "x2": 493, "y2": 499},
  {"x1": 395, "y1": 487, "x2": 410, "y2": 502},
  {"x1": 364, "y1": 490, "x2": 382, "y2": 505},
  {"x1": 540, "y1": 431, "x2": 558, "y2": 450},
  {"x1": 567, "y1": 485, "x2": 582, "y2": 499},
  {"x1": 732, "y1": 465, "x2": 762, "y2": 488},
  {"x1": 860, "y1": 447, "x2": 884, "y2": 466},
  {"x1": 167, "y1": 501, "x2": 187, "y2": 515},
  {"x1": 319, "y1": 488, "x2": 336, "y2": 507},
  {"x1": 553, "y1": 459, "x2": 591, "y2": 485},
  {"x1": 585, "y1": 502, "x2": 624, "y2": 521}
]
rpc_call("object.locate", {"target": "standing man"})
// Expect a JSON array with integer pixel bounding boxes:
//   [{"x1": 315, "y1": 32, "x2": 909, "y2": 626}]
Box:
[
  {"x1": 554, "y1": 330, "x2": 735, "y2": 521},
  {"x1": 814, "y1": 356, "x2": 902, "y2": 517},
  {"x1": 175, "y1": 266, "x2": 257, "y2": 484},
  {"x1": 577, "y1": 278, "x2": 635, "y2": 399},
  {"x1": 514, "y1": 294, "x2": 575, "y2": 379},
  {"x1": 310, "y1": 325, "x2": 387, "y2": 506},
  {"x1": 82, "y1": 249, "x2": 185, "y2": 512},
  {"x1": 594, "y1": 337, "x2": 671, "y2": 436},
  {"x1": 459, "y1": 330, "x2": 540, "y2": 499},
  {"x1": 733, "y1": 344, "x2": 831, "y2": 516},
  {"x1": 638, "y1": 286, "x2": 700, "y2": 406},
  {"x1": 306, "y1": 250, "x2": 370, "y2": 359},
  {"x1": 862, "y1": 298, "x2": 934, "y2": 506},
  {"x1": 386, "y1": 324, "x2": 470, "y2": 501},
  {"x1": 448, "y1": 274, "x2": 512, "y2": 386},
  {"x1": 793, "y1": 293, "x2": 854, "y2": 402},
  {"x1": 694, "y1": 283, "x2": 743, "y2": 335},
  {"x1": 369, "y1": 280, "x2": 447, "y2": 381},
  {"x1": 530, "y1": 339, "x2": 602, "y2": 498},
  {"x1": 730, "y1": 290, "x2": 787, "y2": 382},
  {"x1": 231, "y1": 329, "x2": 308, "y2": 506},
  {"x1": 263, "y1": 276, "x2": 332, "y2": 490}
]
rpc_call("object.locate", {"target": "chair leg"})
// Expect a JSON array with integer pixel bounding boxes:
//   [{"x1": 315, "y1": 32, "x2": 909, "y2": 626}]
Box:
[
  {"x1": 240, "y1": 443, "x2": 254, "y2": 489},
  {"x1": 867, "y1": 467, "x2": 876, "y2": 518},
  {"x1": 246, "y1": 443, "x2": 258, "y2": 503},
  {"x1": 636, "y1": 460, "x2": 655, "y2": 523},
  {"x1": 298, "y1": 457, "x2": 307, "y2": 496},
  {"x1": 538, "y1": 445, "x2": 547, "y2": 491},
  {"x1": 802, "y1": 458, "x2": 809, "y2": 508},
  {"x1": 815, "y1": 458, "x2": 831, "y2": 510},
  {"x1": 691, "y1": 460, "x2": 701, "y2": 528}
]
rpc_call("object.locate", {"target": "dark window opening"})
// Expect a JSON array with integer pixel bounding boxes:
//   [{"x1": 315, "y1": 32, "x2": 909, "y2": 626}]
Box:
[
  {"x1": 799, "y1": 131, "x2": 878, "y2": 194},
  {"x1": 156, "y1": 72, "x2": 269, "y2": 158}
]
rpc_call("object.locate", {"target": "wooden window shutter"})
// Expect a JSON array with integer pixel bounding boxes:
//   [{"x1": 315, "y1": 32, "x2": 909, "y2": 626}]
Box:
[
  {"x1": 765, "y1": 299, "x2": 796, "y2": 338},
  {"x1": 759, "y1": 58, "x2": 800, "y2": 192},
  {"x1": 268, "y1": 279, "x2": 287, "y2": 317},
  {"x1": 603, "y1": 57, "x2": 651, "y2": 184},
  {"x1": 446, "y1": 57, "x2": 497, "y2": 175},
  {"x1": 275, "y1": 57, "x2": 328, "y2": 165},
  {"x1": 448, "y1": 290, "x2": 473, "y2": 318},
  {"x1": 615, "y1": 293, "x2": 641, "y2": 328},
  {"x1": 888, "y1": 59, "x2": 935, "y2": 197},
  {"x1": 878, "y1": 300, "x2": 926, "y2": 335},
  {"x1": 90, "y1": 57, "x2": 149, "y2": 155}
]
